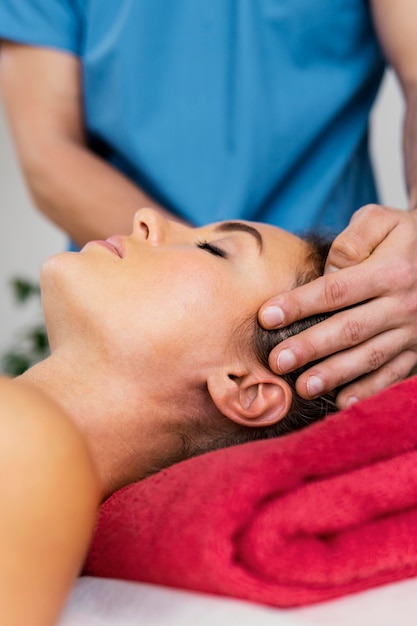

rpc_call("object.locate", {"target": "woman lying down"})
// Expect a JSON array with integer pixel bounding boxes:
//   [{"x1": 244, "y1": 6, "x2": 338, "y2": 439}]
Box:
[{"x1": 0, "y1": 208, "x2": 338, "y2": 625}]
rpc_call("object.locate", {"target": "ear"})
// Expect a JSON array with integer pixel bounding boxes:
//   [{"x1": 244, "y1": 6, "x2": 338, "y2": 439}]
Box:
[{"x1": 207, "y1": 365, "x2": 293, "y2": 428}]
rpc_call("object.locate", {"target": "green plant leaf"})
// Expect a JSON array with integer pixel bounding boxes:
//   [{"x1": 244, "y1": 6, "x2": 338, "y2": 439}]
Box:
[
  {"x1": 1, "y1": 276, "x2": 49, "y2": 376},
  {"x1": 10, "y1": 277, "x2": 41, "y2": 304}
]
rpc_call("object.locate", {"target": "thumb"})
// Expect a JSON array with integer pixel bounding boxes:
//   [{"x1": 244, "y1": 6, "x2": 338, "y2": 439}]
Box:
[
  {"x1": 325, "y1": 231, "x2": 366, "y2": 273},
  {"x1": 324, "y1": 204, "x2": 397, "y2": 274}
]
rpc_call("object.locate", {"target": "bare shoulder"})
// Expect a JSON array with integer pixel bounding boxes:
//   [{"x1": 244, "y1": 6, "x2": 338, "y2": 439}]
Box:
[
  {"x1": 0, "y1": 374, "x2": 100, "y2": 625},
  {"x1": 0, "y1": 373, "x2": 99, "y2": 497}
]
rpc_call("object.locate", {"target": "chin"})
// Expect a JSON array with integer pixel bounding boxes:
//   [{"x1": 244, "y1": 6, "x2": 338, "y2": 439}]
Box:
[
  {"x1": 40, "y1": 251, "x2": 73, "y2": 287},
  {"x1": 40, "y1": 252, "x2": 92, "y2": 340}
]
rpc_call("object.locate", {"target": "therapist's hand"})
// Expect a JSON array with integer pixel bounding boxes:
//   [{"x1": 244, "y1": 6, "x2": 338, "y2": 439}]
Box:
[{"x1": 259, "y1": 204, "x2": 417, "y2": 409}]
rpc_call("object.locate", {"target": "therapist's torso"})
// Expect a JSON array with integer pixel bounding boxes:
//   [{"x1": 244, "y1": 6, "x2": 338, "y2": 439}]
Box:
[{"x1": 0, "y1": 0, "x2": 385, "y2": 234}]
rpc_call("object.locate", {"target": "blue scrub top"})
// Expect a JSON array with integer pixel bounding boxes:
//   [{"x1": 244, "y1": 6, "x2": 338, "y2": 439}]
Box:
[{"x1": 0, "y1": 0, "x2": 385, "y2": 235}]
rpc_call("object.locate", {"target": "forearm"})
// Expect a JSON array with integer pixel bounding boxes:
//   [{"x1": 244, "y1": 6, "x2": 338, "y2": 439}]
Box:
[
  {"x1": 368, "y1": 0, "x2": 417, "y2": 211},
  {"x1": 0, "y1": 43, "x2": 187, "y2": 247},
  {"x1": 23, "y1": 138, "x2": 185, "y2": 247},
  {"x1": 403, "y1": 82, "x2": 417, "y2": 211}
]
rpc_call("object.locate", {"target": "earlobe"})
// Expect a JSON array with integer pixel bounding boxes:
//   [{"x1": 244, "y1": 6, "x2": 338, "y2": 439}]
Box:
[{"x1": 207, "y1": 367, "x2": 293, "y2": 428}]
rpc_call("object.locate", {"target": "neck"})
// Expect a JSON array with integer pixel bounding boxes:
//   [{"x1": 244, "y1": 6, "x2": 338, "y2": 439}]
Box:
[{"x1": 17, "y1": 352, "x2": 183, "y2": 500}]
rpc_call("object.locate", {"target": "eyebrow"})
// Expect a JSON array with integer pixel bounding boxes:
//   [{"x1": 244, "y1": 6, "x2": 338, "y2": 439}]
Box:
[{"x1": 213, "y1": 222, "x2": 263, "y2": 252}]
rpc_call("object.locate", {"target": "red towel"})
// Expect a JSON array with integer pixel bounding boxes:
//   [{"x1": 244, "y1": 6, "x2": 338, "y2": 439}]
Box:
[{"x1": 84, "y1": 376, "x2": 417, "y2": 606}]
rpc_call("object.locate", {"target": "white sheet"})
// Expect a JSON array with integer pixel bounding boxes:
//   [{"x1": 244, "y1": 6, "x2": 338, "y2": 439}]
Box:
[{"x1": 57, "y1": 575, "x2": 417, "y2": 626}]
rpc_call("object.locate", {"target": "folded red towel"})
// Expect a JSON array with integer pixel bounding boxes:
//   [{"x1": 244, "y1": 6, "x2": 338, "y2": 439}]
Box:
[{"x1": 84, "y1": 376, "x2": 417, "y2": 606}]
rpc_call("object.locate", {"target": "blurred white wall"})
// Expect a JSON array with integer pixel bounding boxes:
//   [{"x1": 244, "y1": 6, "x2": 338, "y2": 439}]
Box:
[
  {"x1": 0, "y1": 68, "x2": 408, "y2": 356},
  {"x1": 371, "y1": 69, "x2": 407, "y2": 209},
  {"x1": 0, "y1": 102, "x2": 65, "y2": 354}
]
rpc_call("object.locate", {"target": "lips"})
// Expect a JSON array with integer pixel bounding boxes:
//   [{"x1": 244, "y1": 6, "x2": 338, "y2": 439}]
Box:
[
  {"x1": 83, "y1": 236, "x2": 125, "y2": 257},
  {"x1": 105, "y1": 236, "x2": 125, "y2": 258}
]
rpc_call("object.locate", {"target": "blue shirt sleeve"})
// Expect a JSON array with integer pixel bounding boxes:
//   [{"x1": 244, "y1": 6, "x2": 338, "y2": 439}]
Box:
[{"x1": 0, "y1": 0, "x2": 82, "y2": 54}]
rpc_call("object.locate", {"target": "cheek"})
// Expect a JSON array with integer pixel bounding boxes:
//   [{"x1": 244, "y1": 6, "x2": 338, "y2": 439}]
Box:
[
  {"x1": 113, "y1": 262, "x2": 236, "y2": 356},
  {"x1": 137, "y1": 268, "x2": 224, "y2": 330}
]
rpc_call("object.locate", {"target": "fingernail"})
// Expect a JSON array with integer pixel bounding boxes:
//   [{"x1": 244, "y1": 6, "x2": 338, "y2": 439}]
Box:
[
  {"x1": 346, "y1": 396, "x2": 359, "y2": 408},
  {"x1": 326, "y1": 264, "x2": 339, "y2": 273},
  {"x1": 262, "y1": 306, "x2": 284, "y2": 327},
  {"x1": 307, "y1": 375, "x2": 324, "y2": 398},
  {"x1": 277, "y1": 349, "x2": 297, "y2": 373}
]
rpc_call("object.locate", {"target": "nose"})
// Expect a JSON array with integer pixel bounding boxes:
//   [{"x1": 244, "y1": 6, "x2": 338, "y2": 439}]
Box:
[
  {"x1": 133, "y1": 208, "x2": 168, "y2": 245},
  {"x1": 133, "y1": 208, "x2": 193, "y2": 247}
]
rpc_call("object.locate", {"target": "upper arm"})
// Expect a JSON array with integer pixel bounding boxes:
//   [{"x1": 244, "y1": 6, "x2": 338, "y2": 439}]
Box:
[
  {"x1": 370, "y1": 0, "x2": 417, "y2": 95},
  {"x1": 0, "y1": 42, "x2": 85, "y2": 166}
]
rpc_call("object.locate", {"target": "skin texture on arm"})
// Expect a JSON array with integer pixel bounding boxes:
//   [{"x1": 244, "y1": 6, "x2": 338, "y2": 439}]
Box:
[
  {"x1": 370, "y1": 0, "x2": 417, "y2": 210},
  {"x1": 259, "y1": 0, "x2": 417, "y2": 409},
  {"x1": 0, "y1": 375, "x2": 99, "y2": 626},
  {"x1": 0, "y1": 43, "x2": 187, "y2": 248}
]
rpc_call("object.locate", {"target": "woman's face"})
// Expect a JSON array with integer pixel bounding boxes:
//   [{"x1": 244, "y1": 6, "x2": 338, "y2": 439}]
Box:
[{"x1": 41, "y1": 209, "x2": 309, "y2": 383}]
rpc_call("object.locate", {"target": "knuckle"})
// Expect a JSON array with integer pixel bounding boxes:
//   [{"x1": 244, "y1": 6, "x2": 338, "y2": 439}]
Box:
[
  {"x1": 304, "y1": 338, "x2": 320, "y2": 363},
  {"x1": 337, "y1": 349, "x2": 411, "y2": 409},
  {"x1": 355, "y1": 203, "x2": 385, "y2": 220},
  {"x1": 402, "y1": 292, "x2": 417, "y2": 319},
  {"x1": 324, "y1": 277, "x2": 349, "y2": 309},
  {"x1": 367, "y1": 348, "x2": 386, "y2": 372},
  {"x1": 377, "y1": 256, "x2": 416, "y2": 298},
  {"x1": 393, "y1": 258, "x2": 415, "y2": 290},
  {"x1": 331, "y1": 235, "x2": 363, "y2": 264},
  {"x1": 343, "y1": 318, "x2": 364, "y2": 345}
]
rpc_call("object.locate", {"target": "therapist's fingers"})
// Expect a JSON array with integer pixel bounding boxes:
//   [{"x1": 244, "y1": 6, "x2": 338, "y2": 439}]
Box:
[
  {"x1": 293, "y1": 329, "x2": 417, "y2": 408},
  {"x1": 259, "y1": 204, "x2": 417, "y2": 406},
  {"x1": 259, "y1": 204, "x2": 399, "y2": 330},
  {"x1": 268, "y1": 296, "x2": 392, "y2": 375},
  {"x1": 334, "y1": 350, "x2": 417, "y2": 409},
  {"x1": 260, "y1": 258, "x2": 384, "y2": 332},
  {"x1": 323, "y1": 204, "x2": 398, "y2": 273}
]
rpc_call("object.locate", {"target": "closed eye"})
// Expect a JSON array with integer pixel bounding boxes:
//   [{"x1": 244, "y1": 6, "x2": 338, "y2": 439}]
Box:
[{"x1": 196, "y1": 239, "x2": 227, "y2": 258}]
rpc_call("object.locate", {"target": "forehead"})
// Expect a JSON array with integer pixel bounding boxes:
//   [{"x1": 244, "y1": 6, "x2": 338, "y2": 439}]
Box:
[
  {"x1": 202, "y1": 219, "x2": 310, "y2": 300},
  {"x1": 249, "y1": 221, "x2": 310, "y2": 276},
  {"x1": 208, "y1": 219, "x2": 306, "y2": 253},
  {"x1": 256, "y1": 221, "x2": 306, "y2": 251}
]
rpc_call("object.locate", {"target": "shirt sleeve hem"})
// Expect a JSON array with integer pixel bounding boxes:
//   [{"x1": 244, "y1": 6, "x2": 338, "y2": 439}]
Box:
[{"x1": 0, "y1": 31, "x2": 79, "y2": 56}]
